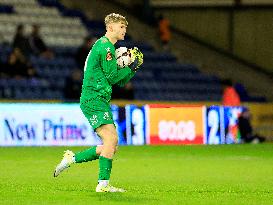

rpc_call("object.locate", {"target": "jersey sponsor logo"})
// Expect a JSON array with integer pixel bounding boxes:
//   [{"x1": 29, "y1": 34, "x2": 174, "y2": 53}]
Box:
[{"x1": 106, "y1": 51, "x2": 112, "y2": 61}]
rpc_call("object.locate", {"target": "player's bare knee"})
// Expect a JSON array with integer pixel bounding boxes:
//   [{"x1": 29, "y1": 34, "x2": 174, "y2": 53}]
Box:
[
  {"x1": 106, "y1": 134, "x2": 118, "y2": 145},
  {"x1": 104, "y1": 133, "x2": 117, "y2": 142},
  {"x1": 112, "y1": 135, "x2": 118, "y2": 145}
]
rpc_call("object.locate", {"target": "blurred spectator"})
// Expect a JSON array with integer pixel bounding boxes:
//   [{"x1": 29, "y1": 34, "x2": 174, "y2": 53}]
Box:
[
  {"x1": 12, "y1": 24, "x2": 31, "y2": 57},
  {"x1": 64, "y1": 69, "x2": 83, "y2": 100},
  {"x1": 222, "y1": 79, "x2": 241, "y2": 106},
  {"x1": 238, "y1": 109, "x2": 265, "y2": 143},
  {"x1": 75, "y1": 36, "x2": 96, "y2": 69},
  {"x1": 28, "y1": 24, "x2": 54, "y2": 59},
  {"x1": 6, "y1": 48, "x2": 37, "y2": 79},
  {"x1": 158, "y1": 14, "x2": 171, "y2": 51},
  {"x1": 112, "y1": 82, "x2": 134, "y2": 100}
]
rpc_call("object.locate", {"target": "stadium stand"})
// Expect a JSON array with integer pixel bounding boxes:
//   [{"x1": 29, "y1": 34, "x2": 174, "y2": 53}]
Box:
[{"x1": 0, "y1": 0, "x2": 223, "y2": 101}]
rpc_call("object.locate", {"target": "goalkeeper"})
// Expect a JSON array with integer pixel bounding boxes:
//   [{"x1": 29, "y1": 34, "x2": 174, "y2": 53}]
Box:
[{"x1": 53, "y1": 13, "x2": 143, "y2": 192}]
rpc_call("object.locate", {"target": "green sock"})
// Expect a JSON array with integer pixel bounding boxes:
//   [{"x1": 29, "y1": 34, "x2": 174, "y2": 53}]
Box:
[
  {"x1": 98, "y1": 156, "x2": 113, "y2": 180},
  {"x1": 75, "y1": 146, "x2": 99, "y2": 163}
]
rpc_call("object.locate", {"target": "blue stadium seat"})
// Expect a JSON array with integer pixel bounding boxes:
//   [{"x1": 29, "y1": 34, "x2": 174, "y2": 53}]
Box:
[
  {"x1": 0, "y1": 1, "x2": 233, "y2": 102},
  {"x1": 0, "y1": 5, "x2": 14, "y2": 14}
]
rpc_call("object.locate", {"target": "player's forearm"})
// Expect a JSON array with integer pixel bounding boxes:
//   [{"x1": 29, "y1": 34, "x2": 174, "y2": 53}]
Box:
[
  {"x1": 106, "y1": 67, "x2": 132, "y2": 85},
  {"x1": 116, "y1": 70, "x2": 135, "y2": 87}
]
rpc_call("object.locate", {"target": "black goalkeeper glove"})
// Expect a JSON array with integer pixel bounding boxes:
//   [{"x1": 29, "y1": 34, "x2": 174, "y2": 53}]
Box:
[{"x1": 128, "y1": 47, "x2": 143, "y2": 72}]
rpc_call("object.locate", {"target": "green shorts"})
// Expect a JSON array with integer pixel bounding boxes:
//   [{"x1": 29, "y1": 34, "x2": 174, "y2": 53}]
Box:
[{"x1": 80, "y1": 100, "x2": 114, "y2": 130}]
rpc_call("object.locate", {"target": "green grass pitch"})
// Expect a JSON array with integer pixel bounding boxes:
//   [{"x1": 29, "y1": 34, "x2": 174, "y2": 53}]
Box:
[{"x1": 0, "y1": 144, "x2": 272, "y2": 205}]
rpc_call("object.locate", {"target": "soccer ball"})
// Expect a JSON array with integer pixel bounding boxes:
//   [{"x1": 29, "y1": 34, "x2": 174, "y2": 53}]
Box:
[{"x1": 115, "y1": 47, "x2": 131, "y2": 68}]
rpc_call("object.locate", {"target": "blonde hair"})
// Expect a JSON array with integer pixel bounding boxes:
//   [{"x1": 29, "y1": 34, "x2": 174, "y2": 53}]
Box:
[{"x1": 105, "y1": 13, "x2": 128, "y2": 27}]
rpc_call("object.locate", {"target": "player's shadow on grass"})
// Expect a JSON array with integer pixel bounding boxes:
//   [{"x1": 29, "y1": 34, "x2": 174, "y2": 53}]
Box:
[{"x1": 93, "y1": 193, "x2": 154, "y2": 204}]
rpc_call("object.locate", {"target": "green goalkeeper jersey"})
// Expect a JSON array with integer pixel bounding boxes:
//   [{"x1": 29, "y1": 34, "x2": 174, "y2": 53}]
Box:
[{"x1": 80, "y1": 36, "x2": 135, "y2": 104}]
